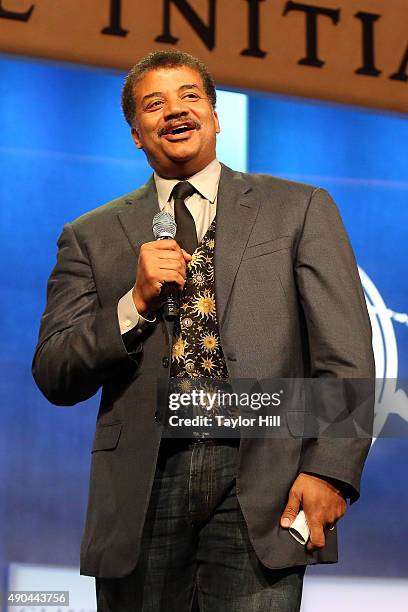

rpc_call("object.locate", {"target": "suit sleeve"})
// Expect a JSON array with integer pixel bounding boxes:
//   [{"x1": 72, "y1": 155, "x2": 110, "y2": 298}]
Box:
[
  {"x1": 32, "y1": 222, "x2": 142, "y2": 406},
  {"x1": 294, "y1": 187, "x2": 375, "y2": 502}
]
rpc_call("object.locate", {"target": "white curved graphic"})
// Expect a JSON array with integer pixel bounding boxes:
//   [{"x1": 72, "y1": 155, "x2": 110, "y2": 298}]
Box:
[{"x1": 359, "y1": 266, "x2": 408, "y2": 441}]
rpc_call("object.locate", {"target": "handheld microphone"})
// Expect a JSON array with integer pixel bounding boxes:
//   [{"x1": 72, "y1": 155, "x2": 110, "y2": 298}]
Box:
[{"x1": 152, "y1": 211, "x2": 179, "y2": 320}]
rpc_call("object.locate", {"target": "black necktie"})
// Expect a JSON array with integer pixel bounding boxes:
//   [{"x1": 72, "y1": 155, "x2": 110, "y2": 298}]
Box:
[{"x1": 171, "y1": 181, "x2": 198, "y2": 254}]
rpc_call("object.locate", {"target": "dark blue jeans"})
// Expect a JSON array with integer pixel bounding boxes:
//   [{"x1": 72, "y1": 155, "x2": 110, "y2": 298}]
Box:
[{"x1": 96, "y1": 439, "x2": 305, "y2": 611}]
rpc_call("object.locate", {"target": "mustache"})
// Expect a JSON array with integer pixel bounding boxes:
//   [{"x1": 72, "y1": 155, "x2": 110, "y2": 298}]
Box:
[{"x1": 157, "y1": 118, "x2": 201, "y2": 137}]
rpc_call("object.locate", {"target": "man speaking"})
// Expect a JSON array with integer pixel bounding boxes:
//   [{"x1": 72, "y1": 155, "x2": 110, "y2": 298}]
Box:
[{"x1": 33, "y1": 51, "x2": 374, "y2": 611}]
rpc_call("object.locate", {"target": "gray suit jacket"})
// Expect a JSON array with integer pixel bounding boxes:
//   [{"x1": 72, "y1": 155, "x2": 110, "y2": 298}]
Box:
[{"x1": 32, "y1": 164, "x2": 375, "y2": 578}]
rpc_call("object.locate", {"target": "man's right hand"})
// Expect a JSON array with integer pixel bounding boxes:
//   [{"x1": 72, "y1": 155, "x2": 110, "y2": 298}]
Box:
[{"x1": 132, "y1": 240, "x2": 192, "y2": 318}]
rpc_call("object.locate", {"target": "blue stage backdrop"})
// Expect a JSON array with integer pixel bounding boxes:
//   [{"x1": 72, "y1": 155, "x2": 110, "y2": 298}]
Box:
[{"x1": 0, "y1": 55, "x2": 407, "y2": 584}]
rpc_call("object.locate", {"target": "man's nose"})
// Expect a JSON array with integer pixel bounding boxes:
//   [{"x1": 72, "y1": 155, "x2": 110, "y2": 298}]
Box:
[{"x1": 163, "y1": 96, "x2": 188, "y2": 120}]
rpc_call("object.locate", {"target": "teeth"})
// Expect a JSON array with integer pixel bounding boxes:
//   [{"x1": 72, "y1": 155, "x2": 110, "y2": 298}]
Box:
[{"x1": 171, "y1": 125, "x2": 190, "y2": 135}]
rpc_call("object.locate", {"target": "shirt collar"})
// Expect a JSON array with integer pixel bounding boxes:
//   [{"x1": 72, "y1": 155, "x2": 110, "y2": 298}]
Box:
[{"x1": 154, "y1": 159, "x2": 221, "y2": 210}]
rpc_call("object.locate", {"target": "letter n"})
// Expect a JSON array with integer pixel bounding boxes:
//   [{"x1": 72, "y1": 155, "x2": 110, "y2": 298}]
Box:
[
  {"x1": 390, "y1": 45, "x2": 408, "y2": 82},
  {"x1": 155, "y1": 0, "x2": 216, "y2": 51}
]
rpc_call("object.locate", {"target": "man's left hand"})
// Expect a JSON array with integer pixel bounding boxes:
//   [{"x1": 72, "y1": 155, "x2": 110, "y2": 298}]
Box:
[{"x1": 280, "y1": 473, "x2": 347, "y2": 551}]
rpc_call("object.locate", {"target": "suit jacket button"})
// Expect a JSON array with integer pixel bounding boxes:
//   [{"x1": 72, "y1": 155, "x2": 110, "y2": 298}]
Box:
[{"x1": 162, "y1": 356, "x2": 170, "y2": 368}]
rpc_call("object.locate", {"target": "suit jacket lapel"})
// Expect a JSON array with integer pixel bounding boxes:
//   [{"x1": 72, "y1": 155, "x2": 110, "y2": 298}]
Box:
[
  {"x1": 215, "y1": 165, "x2": 260, "y2": 327},
  {"x1": 116, "y1": 166, "x2": 260, "y2": 329},
  {"x1": 117, "y1": 176, "x2": 159, "y2": 253}
]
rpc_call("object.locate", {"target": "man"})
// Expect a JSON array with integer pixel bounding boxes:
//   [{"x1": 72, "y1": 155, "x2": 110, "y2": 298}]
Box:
[{"x1": 33, "y1": 50, "x2": 374, "y2": 611}]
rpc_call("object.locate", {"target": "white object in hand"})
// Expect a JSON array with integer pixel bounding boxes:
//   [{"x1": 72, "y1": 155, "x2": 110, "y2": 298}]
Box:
[{"x1": 289, "y1": 510, "x2": 310, "y2": 545}]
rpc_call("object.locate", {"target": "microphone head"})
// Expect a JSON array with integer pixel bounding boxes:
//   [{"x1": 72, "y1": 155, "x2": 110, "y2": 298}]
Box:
[{"x1": 152, "y1": 211, "x2": 177, "y2": 240}]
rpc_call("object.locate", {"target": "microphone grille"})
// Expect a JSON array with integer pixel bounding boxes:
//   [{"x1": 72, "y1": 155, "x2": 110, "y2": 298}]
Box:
[{"x1": 152, "y1": 211, "x2": 177, "y2": 239}]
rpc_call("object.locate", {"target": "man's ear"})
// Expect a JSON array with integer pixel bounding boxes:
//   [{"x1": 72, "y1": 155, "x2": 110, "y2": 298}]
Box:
[
  {"x1": 131, "y1": 126, "x2": 143, "y2": 149},
  {"x1": 213, "y1": 110, "x2": 221, "y2": 135}
]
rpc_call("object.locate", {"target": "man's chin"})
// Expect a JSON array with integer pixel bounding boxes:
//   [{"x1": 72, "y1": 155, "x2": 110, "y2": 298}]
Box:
[
  {"x1": 151, "y1": 155, "x2": 207, "y2": 179},
  {"x1": 162, "y1": 148, "x2": 200, "y2": 169},
  {"x1": 163, "y1": 142, "x2": 199, "y2": 161}
]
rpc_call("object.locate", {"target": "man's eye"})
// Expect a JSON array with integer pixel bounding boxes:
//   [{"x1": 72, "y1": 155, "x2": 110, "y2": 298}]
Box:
[
  {"x1": 147, "y1": 100, "x2": 163, "y2": 110},
  {"x1": 184, "y1": 93, "x2": 199, "y2": 100}
]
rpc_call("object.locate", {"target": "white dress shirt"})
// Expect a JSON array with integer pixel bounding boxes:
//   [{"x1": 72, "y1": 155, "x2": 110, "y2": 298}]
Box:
[{"x1": 117, "y1": 159, "x2": 221, "y2": 334}]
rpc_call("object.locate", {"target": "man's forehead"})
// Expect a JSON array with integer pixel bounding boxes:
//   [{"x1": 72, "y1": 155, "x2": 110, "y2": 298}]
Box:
[{"x1": 134, "y1": 66, "x2": 205, "y2": 97}]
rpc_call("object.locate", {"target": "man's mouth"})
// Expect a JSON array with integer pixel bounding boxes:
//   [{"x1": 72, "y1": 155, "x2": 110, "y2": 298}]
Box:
[
  {"x1": 158, "y1": 120, "x2": 200, "y2": 138},
  {"x1": 170, "y1": 125, "x2": 192, "y2": 135}
]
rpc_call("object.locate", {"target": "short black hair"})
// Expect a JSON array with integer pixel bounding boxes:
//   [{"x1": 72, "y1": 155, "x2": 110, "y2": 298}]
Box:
[{"x1": 121, "y1": 50, "x2": 216, "y2": 127}]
